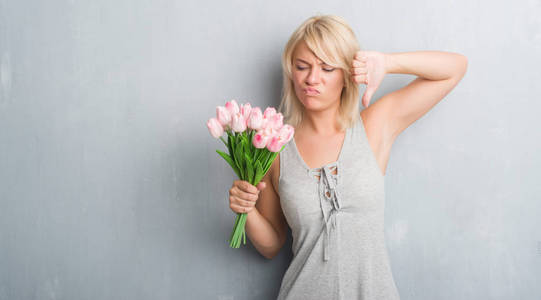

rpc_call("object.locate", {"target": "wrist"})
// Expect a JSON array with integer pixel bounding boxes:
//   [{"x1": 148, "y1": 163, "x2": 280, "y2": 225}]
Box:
[
  {"x1": 384, "y1": 53, "x2": 395, "y2": 74},
  {"x1": 247, "y1": 207, "x2": 259, "y2": 218}
]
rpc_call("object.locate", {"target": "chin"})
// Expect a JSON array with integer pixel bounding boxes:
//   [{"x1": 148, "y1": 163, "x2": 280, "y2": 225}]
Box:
[{"x1": 300, "y1": 96, "x2": 323, "y2": 109}]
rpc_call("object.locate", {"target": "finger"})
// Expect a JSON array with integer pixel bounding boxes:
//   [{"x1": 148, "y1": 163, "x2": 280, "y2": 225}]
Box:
[
  {"x1": 256, "y1": 181, "x2": 266, "y2": 190},
  {"x1": 352, "y1": 74, "x2": 368, "y2": 84},
  {"x1": 354, "y1": 72, "x2": 368, "y2": 83},
  {"x1": 232, "y1": 187, "x2": 259, "y2": 202},
  {"x1": 232, "y1": 195, "x2": 256, "y2": 207},
  {"x1": 231, "y1": 203, "x2": 252, "y2": 214},
  {"x1": 350, "y1": 67, "x2": 367, "y2": 75},
  {"x1": 362, "y1": 93, "x2": 369, "y2": 108},
  {"x1": 239, "y1": 180, "x2": 259, "y2": 194},
  {"x1": 362, "y1": 89, "x2": 375, "y2": 108},
  {"x1": 354, "y1": 51, "x2": 367, "y2": 60},
  {"x1": 230, "y1": 195, "x2": 255, "y2": 209},
  {"x1": 352, "y1": 60, "x2": 366, "y2": 68}
]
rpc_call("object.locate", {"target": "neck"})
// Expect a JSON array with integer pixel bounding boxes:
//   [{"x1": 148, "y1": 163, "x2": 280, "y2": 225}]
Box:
[{"x1": 299, "y1": 108, "x2": 342, "y2": 136}]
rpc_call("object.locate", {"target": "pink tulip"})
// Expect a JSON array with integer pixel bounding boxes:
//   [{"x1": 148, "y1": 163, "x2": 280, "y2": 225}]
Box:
[
  {"x1": 207, "y1": 117, "x2": 224, "y2": 138},
  {"x1": 278, "y1": 124, "x2": 294, "y2": 142},
  {"x1": 225, "y1": 99, "x2": 240, "y2": 116},
  {"x1": 260, "y1": 117, "x2": 269, "y2": 129},
  {"x1": 261, "y1": 124, "x2": 279, "y2": 139},
  {"x1": 268, "y1": 113, "x2": 284, "y2": 130},
  {"x1": 240, "y1": 103, "x2": 252, "y2": 121},
  {"x1": 231, "y1": 112, "x2": 247, "y2": 132},
  {"x1": 267, "y1": 135, "x2": 286, "y2": 152},
  {"x1": 252, "y1": 131, "x2": 270, "y2": 149},
  {"x1": 263, "y1": 107, "x2": 276, "y2": 119},
  {"x1": 247, "y1": 107, "x2": 263, "y2": 130},
  {"x1": 216, "y1": 106, "x2": 231, "y2": 128},
  {"x1": 252, "y1": 125, "x2": 279, "y2": 149}
]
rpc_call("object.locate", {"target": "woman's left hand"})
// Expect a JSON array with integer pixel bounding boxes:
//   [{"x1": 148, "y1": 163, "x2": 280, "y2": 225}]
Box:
[{"x1": 350, "y1": 51, "x2": 388, "y2": 108}]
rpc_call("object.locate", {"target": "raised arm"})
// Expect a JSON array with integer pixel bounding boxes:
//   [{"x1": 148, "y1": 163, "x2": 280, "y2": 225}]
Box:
[
  {"x1": 381, "y1": 51, "x2": 468, "y2": 138},
  {"x1": 352, "y1": 50, "x2": 468, "y2": 145}
]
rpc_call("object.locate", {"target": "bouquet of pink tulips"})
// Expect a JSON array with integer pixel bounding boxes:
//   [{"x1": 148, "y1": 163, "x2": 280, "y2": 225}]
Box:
[{"x1": 207, "y1": 99, "x2": 294, "y2": 248}]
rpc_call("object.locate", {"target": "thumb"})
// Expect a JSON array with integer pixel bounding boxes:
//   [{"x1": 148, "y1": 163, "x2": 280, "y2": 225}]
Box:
[
  {"x1": 362, "y1": 88, "x2": 374, "y2": 108},
  {"x1": 257, "y1": 181, "x2": 266, "y2": 190}
]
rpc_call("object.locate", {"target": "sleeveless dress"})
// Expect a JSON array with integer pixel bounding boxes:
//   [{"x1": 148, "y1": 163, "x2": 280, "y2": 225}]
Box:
[{"x1": 276, "y1": 116, "x2": 400, "y2": 300}]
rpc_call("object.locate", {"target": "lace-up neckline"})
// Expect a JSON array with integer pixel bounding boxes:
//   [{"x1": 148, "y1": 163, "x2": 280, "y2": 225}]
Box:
[{"x1": 290, "y1": 126, "x2": 350, "y2": 181}]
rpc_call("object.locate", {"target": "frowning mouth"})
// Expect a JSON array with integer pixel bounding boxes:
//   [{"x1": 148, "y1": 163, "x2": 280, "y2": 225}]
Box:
[{"x1": 303, "y1": 88, "x2": 320, "y2": 94}]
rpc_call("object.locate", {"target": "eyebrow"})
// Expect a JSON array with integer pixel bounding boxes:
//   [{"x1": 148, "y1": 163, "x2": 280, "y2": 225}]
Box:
[{"x1": 295, "y1": 58, "x2": 328, "y2": 65}]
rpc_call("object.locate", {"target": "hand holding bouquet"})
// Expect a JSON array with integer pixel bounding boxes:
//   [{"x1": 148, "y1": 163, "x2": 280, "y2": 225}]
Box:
[{"x1": 206, "y1": 99, "x2": 294, "y2": 248}]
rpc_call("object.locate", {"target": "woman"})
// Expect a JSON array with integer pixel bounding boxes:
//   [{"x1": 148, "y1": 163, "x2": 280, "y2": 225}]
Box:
[{"x1": 228, "y1": 14, "x2": 467, "y2": 299}]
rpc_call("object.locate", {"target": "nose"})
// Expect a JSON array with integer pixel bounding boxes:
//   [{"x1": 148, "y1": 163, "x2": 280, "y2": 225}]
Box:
[{"x1": 305, "y1": 67, "x2": 321, "y2": 85}]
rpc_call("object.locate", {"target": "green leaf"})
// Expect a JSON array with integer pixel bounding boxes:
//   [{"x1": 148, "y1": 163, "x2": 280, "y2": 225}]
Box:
[
  {"x1": 245, "y1": 154, "x2": 254, "y2": 184},
  {"x1": 216, "y1": 150, "x2": 234, "y2": 169},
  {"x1": 254, "y1": 148, "x2": 259, "y2": 162},
  {"x1": 254, "y1": 161, "x2": 264, "y2": 185},
  {"x1": 247, "y1": 132, "x2": 253, "y2": 155},
  {"x1": 255, "y1": 148, "x2": 265, "y2": 162},
  {"x1": 244, "y1": 152, "x2": 253, "y2": 165},
  {"x1": 217, "y1": 150, "x2": 242, "y2": 179},
  {"x1": 241, "y1": 137, "x2": 249, "y2": 155},
  {"x1": 228, "y1": 134, "x2": 235, "y2": 157},
  {"x1": 234, "y1": 142, "x2": 245, "y2": 179},
  {"x1": 263, "y1": 150, "x2": 272, "y2": 165},
  {"x1": 264, "y1": 152, "x2": 279, "y2": 174}
]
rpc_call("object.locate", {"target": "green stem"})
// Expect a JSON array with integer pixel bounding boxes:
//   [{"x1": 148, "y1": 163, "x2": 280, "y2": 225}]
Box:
[
  {"x1": 229, "y1": 212, "x2": 248, "y2": 248},
  {"x1": 219, "y1": 136, "x2": 228, "y2": 147}
]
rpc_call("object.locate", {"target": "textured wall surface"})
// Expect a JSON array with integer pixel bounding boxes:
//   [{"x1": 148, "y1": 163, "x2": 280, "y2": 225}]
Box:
[{"x1": 1, "y1": 0, "x2": 540, "y2": 299}]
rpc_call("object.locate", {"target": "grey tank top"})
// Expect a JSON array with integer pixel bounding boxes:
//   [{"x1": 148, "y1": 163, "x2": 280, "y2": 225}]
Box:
[{"x1": 276, "y1": 116, "x2": 400, "y2": 300}]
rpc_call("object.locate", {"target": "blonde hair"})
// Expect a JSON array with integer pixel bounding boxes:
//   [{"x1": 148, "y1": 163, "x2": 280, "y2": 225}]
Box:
[{"x1": 278, "y1": 14, "x2": 362, "y2": 132}]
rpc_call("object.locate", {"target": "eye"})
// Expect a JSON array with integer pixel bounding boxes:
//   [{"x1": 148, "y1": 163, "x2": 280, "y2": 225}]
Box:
[{"x1": 295, "y1": 65, "x2": 335, "y2": 72}]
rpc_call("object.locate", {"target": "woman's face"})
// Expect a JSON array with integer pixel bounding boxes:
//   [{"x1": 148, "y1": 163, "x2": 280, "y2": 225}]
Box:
[{"x1": 291, "y1": 41, "x2": 344, "y2": 111}]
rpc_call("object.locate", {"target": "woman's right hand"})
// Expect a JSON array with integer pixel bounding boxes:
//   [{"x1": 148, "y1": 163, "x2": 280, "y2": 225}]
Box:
[{"x1": 229, "y1": 179, "x2": 266, "y2": 214}]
